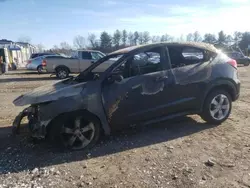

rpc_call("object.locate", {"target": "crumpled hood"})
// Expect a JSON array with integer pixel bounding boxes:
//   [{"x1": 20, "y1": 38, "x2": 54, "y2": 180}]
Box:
[{"x1": 13, "y1": 79, "x2": 86, "y2": 106}]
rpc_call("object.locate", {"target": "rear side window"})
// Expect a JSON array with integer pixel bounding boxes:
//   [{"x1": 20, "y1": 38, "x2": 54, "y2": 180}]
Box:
[
  {"x1": 168, "y1": 46, "x2": 205, "y2": 68},
  {"x1": 81, "y1": 52, "x2": 92, "y2": 60},
  {"x1": 182, "y1": 47, "x2": 204, "y2": 60},
  {"x1": 45, "y1": 56, "x2": 64, "y2": 59}
]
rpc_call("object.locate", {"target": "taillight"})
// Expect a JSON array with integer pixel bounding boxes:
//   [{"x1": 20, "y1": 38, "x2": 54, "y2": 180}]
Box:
[
  {"x1": 42, "y1": 59, "x2": 47, "y2": 66},
  {"x1": 227, "y1": 59, "x2": 237, "y2": 69}
]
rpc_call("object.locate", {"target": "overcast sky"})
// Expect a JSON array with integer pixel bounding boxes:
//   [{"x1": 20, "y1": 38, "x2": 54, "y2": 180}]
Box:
[{"x1": 0, "y1": 0, "x2": 249, "y2": 48}]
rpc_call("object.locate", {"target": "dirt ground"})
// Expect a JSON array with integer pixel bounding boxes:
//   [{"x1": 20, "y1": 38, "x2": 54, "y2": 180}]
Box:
[{"x1": 0, "y1": 68, "x2": 250, "y2": 188}]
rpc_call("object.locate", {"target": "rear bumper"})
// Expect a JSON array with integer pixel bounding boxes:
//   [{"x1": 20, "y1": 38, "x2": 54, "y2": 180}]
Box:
[{"x1": 233, "y1": 79, "x2": 240, "y2": 101}]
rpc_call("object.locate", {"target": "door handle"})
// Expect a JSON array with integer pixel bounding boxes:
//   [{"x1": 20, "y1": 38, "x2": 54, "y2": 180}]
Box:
[
  {"x1": 125, "y1": 92, "x2": 129, "y2": 99},
  {"x1": 155, "y1": 76, "x2": 168, "y2": 82}
]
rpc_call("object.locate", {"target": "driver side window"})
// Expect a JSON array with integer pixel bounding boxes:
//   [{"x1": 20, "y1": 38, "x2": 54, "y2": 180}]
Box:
[{"x1": 113, "y1": 47, "x2": 163, "y2": 78}]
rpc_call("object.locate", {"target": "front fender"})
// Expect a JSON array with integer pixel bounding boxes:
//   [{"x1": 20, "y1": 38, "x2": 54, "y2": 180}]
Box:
[{"x1": 38, "y1": 87, "x2": 111, "y2": 135}]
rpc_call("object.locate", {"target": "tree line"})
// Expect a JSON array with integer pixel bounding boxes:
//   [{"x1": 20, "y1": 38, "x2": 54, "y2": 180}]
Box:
[{"x1": 44, "y1": 30, "x2": 250, "y2": 55}]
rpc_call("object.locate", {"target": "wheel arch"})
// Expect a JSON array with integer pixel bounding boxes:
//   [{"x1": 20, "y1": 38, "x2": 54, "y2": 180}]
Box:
[
  {"x1": 46, "y1": 109, "x2": 106, "y2": 137},
  {"x1": 202, "y1": 79, "x2": 237, "y2": 110},
  {"x1": 55, "y1": 65, "x2": 70, "y2": 73},
  {"x1": 36, "y1": 64, "x2": 42, "y2": 69}
]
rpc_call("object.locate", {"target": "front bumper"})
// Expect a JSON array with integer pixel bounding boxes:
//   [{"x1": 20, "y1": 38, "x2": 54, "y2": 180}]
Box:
[{"x1": 12, "y1": 106, "x2": 48, "y2": 139}]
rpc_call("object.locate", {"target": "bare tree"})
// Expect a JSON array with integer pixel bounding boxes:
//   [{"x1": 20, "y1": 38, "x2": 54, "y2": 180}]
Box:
[
  {"x1": 128, "y1": 32, "x2": 134, "y2": 46},
  {"x1": 234, "y1": 31, "x2": 242, "y2": 44},
  {"x1": 122, "y1": 30, "x2": 128, "y2": 46},
  {"x1": 193, "y1": 31, "x2": 202, "y2": 42},
  {"x1": 142, "y1": 31, "x2": 151, "y2": 44},
  {"x1": 88, "y1": 33, "x2": 97, "y2": 48},
  {"x1": 133, "y1": 31, "x2": 139, "y2": 45},
  {"x1": 59, "y1": 42, "x2": 72, "y2": 56},
  {"x1": 73, "y1": 35, "x2": 85, "y2": 49},
  {"x1": 17, "y1": 36, "x2": 31, "y2": 43},
  {"x1": 203, "y1": 33, "x2": 217, "y2": 44},
  {"x1": 186, "y1": 33, "x2": 194, "y2": 41},
  {"x1": 138, "y1": 32, "x2": 144, "y2": 45},
  {"x1": 160, "y1": 35, "x2": 165, "y2": 42},
  {"x1": 164, "y1": 34, "x2": 173, "y2": 42},
  {"x1": 36, "y1": 43, "x2": 45, "y2": 52},
  {"x1": 151, "y1": 36, "x2": 161, "y2": 43},
  {"x1": 53, "y1": 45, "x2": 59, "y2": 49},
  {"x1": 177, "y1": 34, "x2": 185, "y2": 42},
  {"x1": 60, "y1": 42, "x2": 71, "y2": 49},
  {"x1": 113, "y1": 29, "x2": 122, "y2": 48}
]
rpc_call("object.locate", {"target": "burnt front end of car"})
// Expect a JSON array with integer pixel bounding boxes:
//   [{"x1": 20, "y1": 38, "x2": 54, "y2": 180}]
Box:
[{"x1": 13, "y1": 104, "x2": 49, "y2": 139}]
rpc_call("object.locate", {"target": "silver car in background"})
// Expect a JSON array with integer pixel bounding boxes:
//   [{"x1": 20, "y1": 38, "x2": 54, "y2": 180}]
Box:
[{"x1": 26, "y1": 54, "x2": 62, "y2": 73}]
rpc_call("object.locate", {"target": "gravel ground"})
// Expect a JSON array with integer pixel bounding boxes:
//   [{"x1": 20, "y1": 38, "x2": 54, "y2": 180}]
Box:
[{"x1": 0, "y1": 68, "x2": 250, "y2": 188}]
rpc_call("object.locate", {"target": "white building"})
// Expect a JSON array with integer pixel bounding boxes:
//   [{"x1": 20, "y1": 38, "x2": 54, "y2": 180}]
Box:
[{"x1": 0, "y1": 39, "x2": 37, "y2": 68}]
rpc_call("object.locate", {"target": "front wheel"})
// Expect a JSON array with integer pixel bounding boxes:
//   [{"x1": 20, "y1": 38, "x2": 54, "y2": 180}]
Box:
[
  {"x1": 56, "y1": 67, "x2": 69, "y2": 79},
  {"x1": 49, "y1": 112, "x2": 101, "y2": 150},
  {"x1": 200, "y1": 90, "x2": 232, "y2": 124}
]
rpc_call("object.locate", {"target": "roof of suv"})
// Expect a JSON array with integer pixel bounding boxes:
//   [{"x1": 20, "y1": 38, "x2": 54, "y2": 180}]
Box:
[
  {"x1": 109, "y1": 42, "x2": 218, "y2": 55},
  {"x1": 77, "y1": 50, "x2": 101, "y2": 53}
]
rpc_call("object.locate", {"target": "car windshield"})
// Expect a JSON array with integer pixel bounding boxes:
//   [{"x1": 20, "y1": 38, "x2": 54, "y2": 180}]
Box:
[
  {"x1": 91, "y1": 54, "x2": 123, "y2": 72},
  {"x1": 74, "y1": 53, "x2": 124, "y2": 81}
]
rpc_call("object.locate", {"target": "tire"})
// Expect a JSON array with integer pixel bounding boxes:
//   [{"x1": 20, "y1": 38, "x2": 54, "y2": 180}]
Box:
[
  {"x1": 48, "y1": 112, "x2": 101, "y2": 151},
  {"x1": 200, "y1": 90, "x2": 232, "y2": 124},
  {"x1": 244, "y1": 62, "x2": 250, "y2": 66},
  {"x1": 37, "y1": 65, "x2": 43, "y2": 74},
  {"x1": 56, "y1": 67, "x2": 69, "y2": 79}
]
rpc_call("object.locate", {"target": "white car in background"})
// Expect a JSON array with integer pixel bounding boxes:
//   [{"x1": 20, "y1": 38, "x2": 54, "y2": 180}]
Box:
[{"x1": 26, "y1": 54, "x2": 63, "y2": 73}]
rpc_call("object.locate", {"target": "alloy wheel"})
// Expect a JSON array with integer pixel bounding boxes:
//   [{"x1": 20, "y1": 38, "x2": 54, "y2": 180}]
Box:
[
  {"x1": 60, "y1": 116, "x2": 95, "y2": 150},
  {"x1": 37, "y1": 66, "x2": 43, "y2": 73},
  {"x1": 209, "y1": 94, "x2": 230, "y2": 120},
  {"x1": 58, "y1": 70, "x2": 67, "y2": 79}
]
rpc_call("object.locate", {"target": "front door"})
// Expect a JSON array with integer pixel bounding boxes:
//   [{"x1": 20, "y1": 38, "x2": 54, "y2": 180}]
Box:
[{"x1": 102, "y1": 46, "x2": 175, "y2": 129}]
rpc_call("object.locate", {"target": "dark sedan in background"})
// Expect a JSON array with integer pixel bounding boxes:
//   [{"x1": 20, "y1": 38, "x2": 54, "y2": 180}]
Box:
[{"x1": 225, "y1": 51, "x2": 250, "y2": 66}]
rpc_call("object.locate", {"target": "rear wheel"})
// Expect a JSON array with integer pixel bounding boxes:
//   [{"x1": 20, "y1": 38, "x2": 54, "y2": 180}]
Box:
[
  {"x1": 49, "y1": 112, "x2": 101, "y2": 150},
  {"x1": 200, "y1": 90, "x2": 232, "y2": 124},
  {"x1": 56, "y1": 67, "x2": 69, "y2": 79},
  {"x1": 37, "y1": 65, "x2": 43, "y2": 74},
  {"x1": 244, "y1": 62, "x2": 250, "y2": 66}
]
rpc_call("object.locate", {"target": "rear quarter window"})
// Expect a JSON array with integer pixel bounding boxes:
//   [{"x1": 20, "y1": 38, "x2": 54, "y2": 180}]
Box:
[
  {"x1": 168, "y1": 46, "x2": 206, "y2": 68},
  {"x1": 182, "y1": 47, "x2": 204, "y2": 60}
]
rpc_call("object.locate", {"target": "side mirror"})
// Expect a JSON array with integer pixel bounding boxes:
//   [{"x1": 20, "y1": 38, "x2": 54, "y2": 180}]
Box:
[{"x1": 107, "y1": 73, "x2": 123, "y2": 83}]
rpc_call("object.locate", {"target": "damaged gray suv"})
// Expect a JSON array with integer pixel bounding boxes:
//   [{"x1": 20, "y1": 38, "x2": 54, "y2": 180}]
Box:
[{"x1": 13, "y1": 42, "x2": 240, "y2": 150}]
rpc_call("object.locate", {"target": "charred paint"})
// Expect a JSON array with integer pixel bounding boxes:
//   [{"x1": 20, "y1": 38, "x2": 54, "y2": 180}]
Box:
[{"x1": 13, "y1": 41, "x2": 230, "y2": 139}]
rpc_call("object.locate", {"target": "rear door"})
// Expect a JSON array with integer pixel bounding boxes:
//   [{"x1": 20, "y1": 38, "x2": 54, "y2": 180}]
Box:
[{"x1": 166, "y1": 45, "x2": 211, "y2": 113}]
